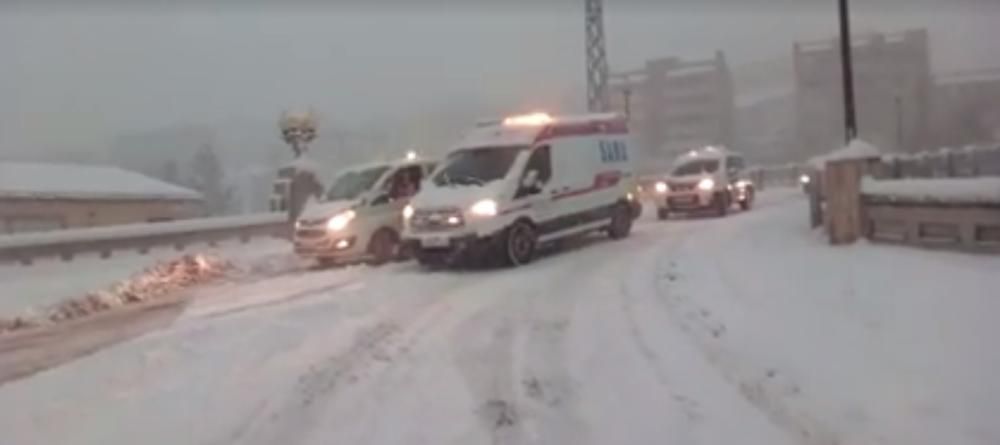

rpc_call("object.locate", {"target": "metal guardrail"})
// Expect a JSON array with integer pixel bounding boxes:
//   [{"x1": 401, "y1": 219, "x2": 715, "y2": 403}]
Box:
[{"x1": 0, "y1": 213, "x2": 289, "y2": 265}]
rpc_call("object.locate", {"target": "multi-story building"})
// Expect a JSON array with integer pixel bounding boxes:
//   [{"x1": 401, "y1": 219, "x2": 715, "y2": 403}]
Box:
[
  {"x1": 610, "y1": 52, "x2": 735, "y2": 171},
  {"x1": 794, "y1": 29, "x2": 932, "y2": 156},
  {"x1": 931, "y1": 68, "x2": 1000, "y2": 148}
]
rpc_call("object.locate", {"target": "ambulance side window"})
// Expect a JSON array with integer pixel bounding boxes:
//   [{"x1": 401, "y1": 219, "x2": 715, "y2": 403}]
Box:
[{"x1": 517, "y1": 145, "x2": 552, "y2": 198}]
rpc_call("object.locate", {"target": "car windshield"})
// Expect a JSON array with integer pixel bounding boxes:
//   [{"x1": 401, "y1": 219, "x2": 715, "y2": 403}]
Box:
[
  {"x1": 324, "y1": 166, "x2": 389, "y2": 201},
  {"x1": 432, "y1": 146, "x2": 525, "y2": 186},
  {"x1": 672, "y1": 159, "x2": 720, "y2": 176}
]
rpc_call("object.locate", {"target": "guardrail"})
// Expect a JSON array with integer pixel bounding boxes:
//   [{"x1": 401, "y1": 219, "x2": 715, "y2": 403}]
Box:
[
  {"x1": 0, "y1": 213, "x2": 289, "y2": 265},
  {"x1": 861, "y1": 177, "x2": 1000, "y2": 253}
]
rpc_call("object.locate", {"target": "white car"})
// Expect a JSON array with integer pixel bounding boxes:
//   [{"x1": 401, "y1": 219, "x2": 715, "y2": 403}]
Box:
[
  {"x1": 402, "y1": 112, "x2": 638, "y2": 267},
  {"x1": 652, "y1": 147, "x2": 754, "y2": 219},
  {"x1": 294, "y1": 157, "x2": 437, "y2": 266}
]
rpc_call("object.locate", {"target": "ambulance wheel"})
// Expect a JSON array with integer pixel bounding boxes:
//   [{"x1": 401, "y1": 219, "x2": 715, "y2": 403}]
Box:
[
  {"x1": 368, "y1": 229, "x2": 399, "y2": 265},
  {"x1": 503, "y1": 220, "x2": 537, "y2": 266},
  {"x1": 608, "y1": 203, "x2": 633, "y2": 239},
  {"x1": 657, "y1": 207, "x2": 670, "y2": 220}
]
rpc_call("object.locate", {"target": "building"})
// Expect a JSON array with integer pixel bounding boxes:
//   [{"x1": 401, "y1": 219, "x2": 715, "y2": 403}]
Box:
[
  {"x1": 610, "y1": 52, "x2": 735, "y2": 171},
  {"x1": 0, "y1": 162, "x2": 203, "y2": 234},
  {"x1": 931, "y1": 68, "x2": 1000, "y2": 148},
  {"x1": 794, "y1": 29, "x2": 932, "y2": 156}
]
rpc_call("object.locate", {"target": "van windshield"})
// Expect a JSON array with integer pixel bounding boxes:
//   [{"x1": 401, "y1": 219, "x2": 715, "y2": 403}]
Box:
[
  {"x1": 672, "y1": 159, "x2": 720, "y2": 176},
  {"x1": 325, "y1": 166, "x2": 389, "y2": 201},
  {"x1": 433, "y1": 146, "x2": 525, "y2": 186}
]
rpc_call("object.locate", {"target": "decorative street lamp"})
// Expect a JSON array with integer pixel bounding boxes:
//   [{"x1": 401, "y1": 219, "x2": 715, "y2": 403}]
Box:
[
  {"x1": 272, "y1": 110, "x2": 323, "y2": 222},
  {"x1": 279, "y1": 110, "x2": 317, "y2": 158}
]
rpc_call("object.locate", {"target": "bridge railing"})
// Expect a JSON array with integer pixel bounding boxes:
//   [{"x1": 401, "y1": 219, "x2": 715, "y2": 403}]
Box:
[{"x1": 0, "y1": 213, "x2": 290, "y2": 266}]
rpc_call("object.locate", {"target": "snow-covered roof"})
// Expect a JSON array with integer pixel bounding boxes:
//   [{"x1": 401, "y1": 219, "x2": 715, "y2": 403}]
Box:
[
  {"x1": 674, "y1": 146, "x2": 737, "y2": 162},
  {"x1": 808, "y1": 139, "x2": 881, "y2": 169},
  {"x1": 0, "y1": 162, "x2": 202, "y2": 201},
  {"x1": 454, "y1": 113, "x2": 626, "y2": 150}
]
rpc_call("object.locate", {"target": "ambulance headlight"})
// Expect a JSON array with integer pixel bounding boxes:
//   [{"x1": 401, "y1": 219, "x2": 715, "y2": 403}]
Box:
[
  {"x1": 654, "y1": 181, "x2": 669, "y2": 193},
  {"x1": 402, "y1": 204, "x2": 414, "y2": 220},
  {"x1": 470, "y1": 199, "x2": 498, "y2": 217},
  {"x1": 326, "y1": 210, "x2": 356, "y2": 231},
  {"x1": 697, "y1": 178, "x2": 715, "y2": 191}
]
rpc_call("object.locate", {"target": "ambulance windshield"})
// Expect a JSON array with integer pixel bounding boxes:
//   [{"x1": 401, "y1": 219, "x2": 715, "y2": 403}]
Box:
[{"x1": 433, "y1": 146, "x2": 525, "y2": 186}]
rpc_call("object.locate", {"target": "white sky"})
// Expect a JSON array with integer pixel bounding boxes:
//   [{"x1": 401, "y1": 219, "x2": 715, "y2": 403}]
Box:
[{"x1": 2, "y1": 1, "x2": 998, "y2": 157}]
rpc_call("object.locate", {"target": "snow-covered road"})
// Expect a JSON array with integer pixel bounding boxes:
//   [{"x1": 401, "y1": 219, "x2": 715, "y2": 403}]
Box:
[{"x1": 1, "y1": 189, "x2": 997, "y2": 445}]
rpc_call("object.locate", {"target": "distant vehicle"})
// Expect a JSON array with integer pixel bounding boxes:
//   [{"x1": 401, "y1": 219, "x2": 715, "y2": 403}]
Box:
[
  {"x1": 652, "y1": 146, "x2": 754, "y2": 219},
  {"x1": 294, "y1": 156, "x2": 437, "y2": 266},
  {"x1": 402, "y1": 112, "x2": 638, "y2": 268}
]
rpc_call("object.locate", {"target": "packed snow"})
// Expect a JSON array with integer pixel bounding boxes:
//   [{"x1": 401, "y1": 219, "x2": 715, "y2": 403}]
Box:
[
  {"x1": 0, "y1": 189, "x2": 997, "y2": 445},
  {"x1": 0, "y1": 162, "x2": 200, "y2": 201},
  {"x1": 808, "y1": 139, "x2": 881, "y2": 169},
  {"x1": 862, "y1": 176, "x2": 1000, "y2": 203}
]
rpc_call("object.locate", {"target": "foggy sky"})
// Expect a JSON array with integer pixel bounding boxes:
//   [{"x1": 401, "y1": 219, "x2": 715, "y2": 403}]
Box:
[{"x1": 3, "y1": 0, "x2": 999, "y2": 158}]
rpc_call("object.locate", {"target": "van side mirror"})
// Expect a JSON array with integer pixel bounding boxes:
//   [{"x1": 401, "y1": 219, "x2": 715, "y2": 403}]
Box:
[{"x1": 520, "y1": 170, "x2": 541, "y2": 194}]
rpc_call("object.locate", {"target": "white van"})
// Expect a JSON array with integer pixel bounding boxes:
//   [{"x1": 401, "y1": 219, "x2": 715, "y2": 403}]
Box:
[
  {"x1": 294, "y1": 156, "x2": 437, "y2": 266},
  {"x1": 651, "y1": 146, "x2": 754, "y2": 219},
  {"x1": 402, "y1": 112, "x2": 637, "y2": 267}
]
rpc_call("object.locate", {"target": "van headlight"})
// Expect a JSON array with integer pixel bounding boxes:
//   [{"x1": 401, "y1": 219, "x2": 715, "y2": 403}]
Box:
[
  {"x1": 799, "y1": 174, "x2": 811, "y2": 185},
  {"x1": 697, "y1": 178, "x2": 715, "y2": 191},
  {"x1": 326, "y1": 210, "x2": 356, "y2": 231},
  {"x1": 402, "y1": 204, "x2": 414, "y2": 220},
  {"x1": 470, "y1": 199, "x2": 498, "y2": 217},
  {"x1": 654, "y1": 181, "x2": 668, "y2": 193}
]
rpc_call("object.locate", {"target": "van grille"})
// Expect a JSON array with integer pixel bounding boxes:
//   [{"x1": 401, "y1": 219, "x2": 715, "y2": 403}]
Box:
[{"x1": 410, "y1": 208, "x2": 464, "y2": 232}]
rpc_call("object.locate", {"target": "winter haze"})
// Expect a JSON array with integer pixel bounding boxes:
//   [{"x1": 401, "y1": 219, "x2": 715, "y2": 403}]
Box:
[{"x1": 3, "y1": 1, "x2": 998, "y2": 175}]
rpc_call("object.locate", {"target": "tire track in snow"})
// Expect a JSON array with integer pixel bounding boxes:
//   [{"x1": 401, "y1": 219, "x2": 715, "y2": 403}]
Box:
[{"x1": 646, "y1": 199, "x2": 843, "y2": 445}]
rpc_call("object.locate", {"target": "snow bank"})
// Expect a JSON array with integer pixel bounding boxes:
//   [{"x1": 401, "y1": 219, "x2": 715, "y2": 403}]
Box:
[
  {"x1": 808, "y1": 139, "x2": 881, "y2": 169},
  {"x1": 862, "y1": 177, "x2": 1000, "y2": 204},
  {"x1": 0, "y1": 254, "x2": 231, "y2": 334},
  {"x1": 0, "y1": 213, "x2": 284, "y2": 249}
]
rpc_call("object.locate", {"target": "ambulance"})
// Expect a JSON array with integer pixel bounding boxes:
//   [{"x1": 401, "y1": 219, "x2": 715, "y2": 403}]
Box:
[{"x1": 402, "y1": 112, "x2": 637, "y2": 267}]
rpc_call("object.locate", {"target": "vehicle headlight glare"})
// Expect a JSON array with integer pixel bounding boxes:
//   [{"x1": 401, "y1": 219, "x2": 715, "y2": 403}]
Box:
[
  {"x1": 654, "y1": 181, "x2": 668, "y2": 193},
  {"x1": 799, "y1": 174, "x2": 811, "y2": 184},
  {"x1": 470, "y1": 199, "x2": 498, "y2": 217},
  {"x1": 402, "y1": 204, "x2": 414, "y2": 220},
  {"x1": 697, "y1": 178, "x2": 715, "y2": 191},
  {"x1": 327, "y1": 210, "x2": 356, "y2": 231}
]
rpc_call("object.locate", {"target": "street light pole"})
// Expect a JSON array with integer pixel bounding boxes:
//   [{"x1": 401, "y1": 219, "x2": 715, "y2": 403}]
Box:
[{"x1": 838, "y1": 0, "x2": 858, "y2": 143}]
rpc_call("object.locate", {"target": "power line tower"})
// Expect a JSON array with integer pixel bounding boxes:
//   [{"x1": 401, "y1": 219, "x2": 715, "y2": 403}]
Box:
[{"x1": 584, "y1": 0, "x2": 610, "y2": 112}]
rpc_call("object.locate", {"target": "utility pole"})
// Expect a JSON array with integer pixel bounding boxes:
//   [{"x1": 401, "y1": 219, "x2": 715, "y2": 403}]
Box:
[
  {"x1": 837, "y1": 0, "x2": 858, "y2": 142},
  {"x1": 623, "y1": 86, "x2": 632, "y2": 119},
  {"x1": 585, "y1": 0, "x2": 610, "y2": 112}
]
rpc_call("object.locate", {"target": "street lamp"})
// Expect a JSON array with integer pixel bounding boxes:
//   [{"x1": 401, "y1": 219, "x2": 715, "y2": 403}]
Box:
[
  {"x1": 279, "y1": 110, "x2": 317, "y2": 158},
  {"x1": 838, "y1": 0, "x2": 858, "y2": 143}
]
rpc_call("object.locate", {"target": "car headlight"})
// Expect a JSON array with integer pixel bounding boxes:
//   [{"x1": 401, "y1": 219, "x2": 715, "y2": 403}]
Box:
[
  {"x1": 326, "y1": 210, "x2": 356, "y2": 231},
  {"x1": 402, "y1": 204, "x2": 414, "y2": 220},
  {"x1": 697, "y1": 178, "x2": 715, "y2": 191},
  {"x1": 654, "y1": 181, "x2": 668, "y2": 193},
  {"x1": 735, "y1": 179, "x2": 751, "y2": 189},
  {"x1": 799, "y1": 174, "x2": 811, "y2": 184},
  {"x1": 469, "y1": 199, "x2": 498, "y2": 217}
]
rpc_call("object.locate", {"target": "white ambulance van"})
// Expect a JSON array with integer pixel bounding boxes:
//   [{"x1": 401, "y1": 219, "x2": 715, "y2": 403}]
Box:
[
  {"x1": 294, "y1": 155, "x2": 436, "y2": 266},
  {"x1": 402, "y1": 112, "x2": 637, "y2": 267}
]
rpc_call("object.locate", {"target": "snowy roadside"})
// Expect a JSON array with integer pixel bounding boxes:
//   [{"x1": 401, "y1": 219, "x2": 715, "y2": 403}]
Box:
[
  {"x1": 0, "y1": 238, "x2": 301, "y2": 318},
  {"x1": 655, "y1": 191, "x2": 1000, "y2": 445}
]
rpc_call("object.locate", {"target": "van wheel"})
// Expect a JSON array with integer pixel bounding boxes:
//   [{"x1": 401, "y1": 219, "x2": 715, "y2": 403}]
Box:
[
  {"x1": 608, "y1": 203, "x2": 633, "y2": 239},
  {"x1": 656, "y1": 207, "x2": 670, "y2": 221},
  {"x1": 367, "y1": 229, "x2": 399, "y2": 265},
  {"x1": 504, "y1": 221, "x2": 537, "y2": 266},
  {"x1": 714, "y1": 193, "x2": 729, "y2": 217},
  {"x1": 739, "y1": 189, "x2": 754, "y2": 211}
]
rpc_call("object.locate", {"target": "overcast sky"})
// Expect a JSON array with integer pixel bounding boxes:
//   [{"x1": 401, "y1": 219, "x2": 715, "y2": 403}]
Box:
[{"x1": 3, "y1": 0, "x2": 999, "y2": 158}]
